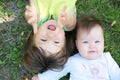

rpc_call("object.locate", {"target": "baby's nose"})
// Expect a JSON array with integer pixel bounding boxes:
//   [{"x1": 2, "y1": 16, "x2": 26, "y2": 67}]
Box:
[{"x1": 89, "y1": 43, "x2": 95, "y2": 48}]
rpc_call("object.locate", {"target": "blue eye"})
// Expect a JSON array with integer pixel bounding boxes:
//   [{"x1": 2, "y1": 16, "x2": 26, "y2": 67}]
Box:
[
  {"x1": 83, "y1": 41, "x2": 88, "y2": 43},
  {"x1": 40, "y1": 39, "x2": 47, "y2": 42},
  {"x1": 95, "y1": 41, "x2": 100, "y2": 43}
]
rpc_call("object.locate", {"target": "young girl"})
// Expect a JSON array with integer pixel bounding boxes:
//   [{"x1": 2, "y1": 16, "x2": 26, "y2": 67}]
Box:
[
  {"x1": 23, "y1": 0, "x2": 77, "y2": 72},
  {"x1": 32, "y1": 14, "x2": 120, "y2": 80}
]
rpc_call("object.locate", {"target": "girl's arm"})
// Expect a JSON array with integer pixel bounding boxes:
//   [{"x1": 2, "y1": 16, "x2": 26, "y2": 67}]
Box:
[
  {"x1": 58, "y1": 6, "x2": 76, "y2": 31},
  {"x1": 25, "y1": 0, "x2": 39, "y2": 34}
]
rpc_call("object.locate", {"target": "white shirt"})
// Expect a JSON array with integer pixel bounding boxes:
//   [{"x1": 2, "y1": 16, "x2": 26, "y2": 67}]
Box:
[{"x1": 38, "y1": 52, "x2": 120, "y2": 80}]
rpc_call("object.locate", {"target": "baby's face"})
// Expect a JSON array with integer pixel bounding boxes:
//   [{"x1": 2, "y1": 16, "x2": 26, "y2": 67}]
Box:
[
  {"x1": 76, "y1": 25, "x2": 104, "y2": 60},
  {"x1": 34, "y1": 20, "x2": 65, "y2": 55}
]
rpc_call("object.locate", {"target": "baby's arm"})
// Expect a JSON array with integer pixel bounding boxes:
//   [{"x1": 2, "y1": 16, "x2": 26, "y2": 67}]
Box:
[
  {"x1": 31, "y1": 58, "x2": 71, "y2": 80},
  {"x1": 58, "y1": 6, "x2": 76, "y2": 31},
  {"x1": 31, "y1": 69, "x2": 68, "y2": 80},
  {"x1": 106, "y1": 52, "x2": 120, "y2": 80}
]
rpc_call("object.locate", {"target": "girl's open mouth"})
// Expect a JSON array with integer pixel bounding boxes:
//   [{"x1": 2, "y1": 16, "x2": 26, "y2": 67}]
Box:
[{"x1": 48, "y1": 24, "x2": 56, "y2": 31}]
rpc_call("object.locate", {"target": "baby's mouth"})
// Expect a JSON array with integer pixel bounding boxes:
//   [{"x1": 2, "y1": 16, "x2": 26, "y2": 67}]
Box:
[
  {"x1": 88, "y1": 51, "x2": 96, "y2": 53},
  {"x1": 48, "y1": 24, "x2": 56, "y2": 31}
]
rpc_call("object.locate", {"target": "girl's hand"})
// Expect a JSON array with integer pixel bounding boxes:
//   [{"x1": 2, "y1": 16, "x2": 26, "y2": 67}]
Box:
[
  {"x1": 25, "y1": 0, "x2": 39, "y2": 33},
  {"x1": 31, "y1": 75, "x2": 39, "y2": 80},
  {"x1": 58, "y1": 6, "x2": 76, "y2": 30}
]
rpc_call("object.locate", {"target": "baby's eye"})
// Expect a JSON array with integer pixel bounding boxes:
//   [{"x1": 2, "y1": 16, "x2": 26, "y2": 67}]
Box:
[
  {"x1": 54, "y1": 41, "x2": 60, "y2": 44},
  {"x1": 95, "y1": 41, "x2": 100, "y2": 43},
  {"x1": 40, "y1": 39, "x2": 47, "y2": 42},
  {"x1": 83, "y1": 41, "x2": 88, "y2": 43}
]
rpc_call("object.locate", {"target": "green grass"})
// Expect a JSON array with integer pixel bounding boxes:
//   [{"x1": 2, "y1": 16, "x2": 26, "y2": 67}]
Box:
[{"x1": 0, "y1": 0, "x2": 120, "y2": 80}]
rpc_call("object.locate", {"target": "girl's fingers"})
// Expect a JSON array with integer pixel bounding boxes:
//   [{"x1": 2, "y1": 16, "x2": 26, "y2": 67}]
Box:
[
  {"x1": 71, "y1": 9, "x2": 76, "y2": 16},
  {"x1": 29, "y1": 0, "x2": 34, "y2": 6},
  {"x1": 27, "y1": 18, "x2": 33, "y2": 24},
  {"x1": 29, "y1": 0, "x2": 39, "y2": 22},
  {"x1": 61, "y1": 5, "x2": 67, "y2": 12},
  {"x1": 25, "y1": 9, "x2": 32, "y2": 18},
  {"x1": 25, "y1": 6, "x2": 32, "y2": 12}
]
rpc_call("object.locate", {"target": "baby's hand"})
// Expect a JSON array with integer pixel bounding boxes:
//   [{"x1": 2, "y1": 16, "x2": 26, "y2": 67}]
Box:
[
  {"x1": 25, "y1": 0, "x2": 39, "y2": 26},
  {"x1": 31, "y1": 75, "x2": 39, "y2": 80},
  {"x1": 58, "y1": 6, "x2": 76, "y2": 30}
]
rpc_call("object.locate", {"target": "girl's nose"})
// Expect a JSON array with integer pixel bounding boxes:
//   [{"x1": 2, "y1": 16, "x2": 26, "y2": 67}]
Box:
[{"x1": 47, "y1": 33, "x2": 55, "y2": 39}]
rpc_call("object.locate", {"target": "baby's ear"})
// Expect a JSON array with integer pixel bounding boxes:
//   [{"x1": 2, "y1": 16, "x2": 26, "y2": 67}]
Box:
[{"x1": 75, "y1": 40, "x2": 78, "y2": 48}]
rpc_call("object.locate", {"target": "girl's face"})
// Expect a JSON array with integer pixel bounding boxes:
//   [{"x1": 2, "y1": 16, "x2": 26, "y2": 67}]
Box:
[
  {"x1": 76, "y1": 25, "x2": 104, "y2": 60},
  {"x1": 34, "y1": 20, "x2": 65, "y2": 55}
]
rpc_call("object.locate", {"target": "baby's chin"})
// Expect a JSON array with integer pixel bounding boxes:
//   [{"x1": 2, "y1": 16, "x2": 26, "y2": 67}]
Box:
[{"x1": 85, "y1": 55, "x2": 101, "y2": 60}]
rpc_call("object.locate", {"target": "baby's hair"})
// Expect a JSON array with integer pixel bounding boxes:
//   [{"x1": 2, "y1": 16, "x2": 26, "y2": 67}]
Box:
[
  {"x1": 23, "y1": 31, "x2": 75, "y2": 72},
  {"x1": 76, "y1": 14, "x2": 103, "y2": 36}
]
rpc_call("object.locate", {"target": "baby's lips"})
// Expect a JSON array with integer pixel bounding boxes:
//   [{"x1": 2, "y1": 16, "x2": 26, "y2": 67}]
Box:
[{"x1": 48, "y1": 25, "x2": 56, "y2": 31}]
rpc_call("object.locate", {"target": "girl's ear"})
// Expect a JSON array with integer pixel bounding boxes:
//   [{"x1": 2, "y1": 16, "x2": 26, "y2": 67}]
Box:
[{"x1": 32, "y1": 24, "x2": 38, "y2": 34}]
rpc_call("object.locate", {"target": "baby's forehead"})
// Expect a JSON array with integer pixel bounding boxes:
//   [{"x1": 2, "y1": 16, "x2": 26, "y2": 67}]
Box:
[
  {"x1": 77, "y1": 25, "x2": 103, "y2": 36},
  {"x1": 78, "y1": 24, "x2": 103, "y2": 32}
]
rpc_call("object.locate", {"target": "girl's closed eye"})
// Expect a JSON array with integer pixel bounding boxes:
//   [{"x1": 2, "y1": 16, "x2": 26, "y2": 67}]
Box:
[{"x1": 40, "y1": 39, "x2": 47, "y2": 42}]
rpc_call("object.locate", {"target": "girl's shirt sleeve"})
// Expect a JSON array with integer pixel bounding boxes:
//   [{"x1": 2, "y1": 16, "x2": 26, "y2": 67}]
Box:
[{"x1": 105, "y1": 52, "x2": 120, "y2": 80}]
